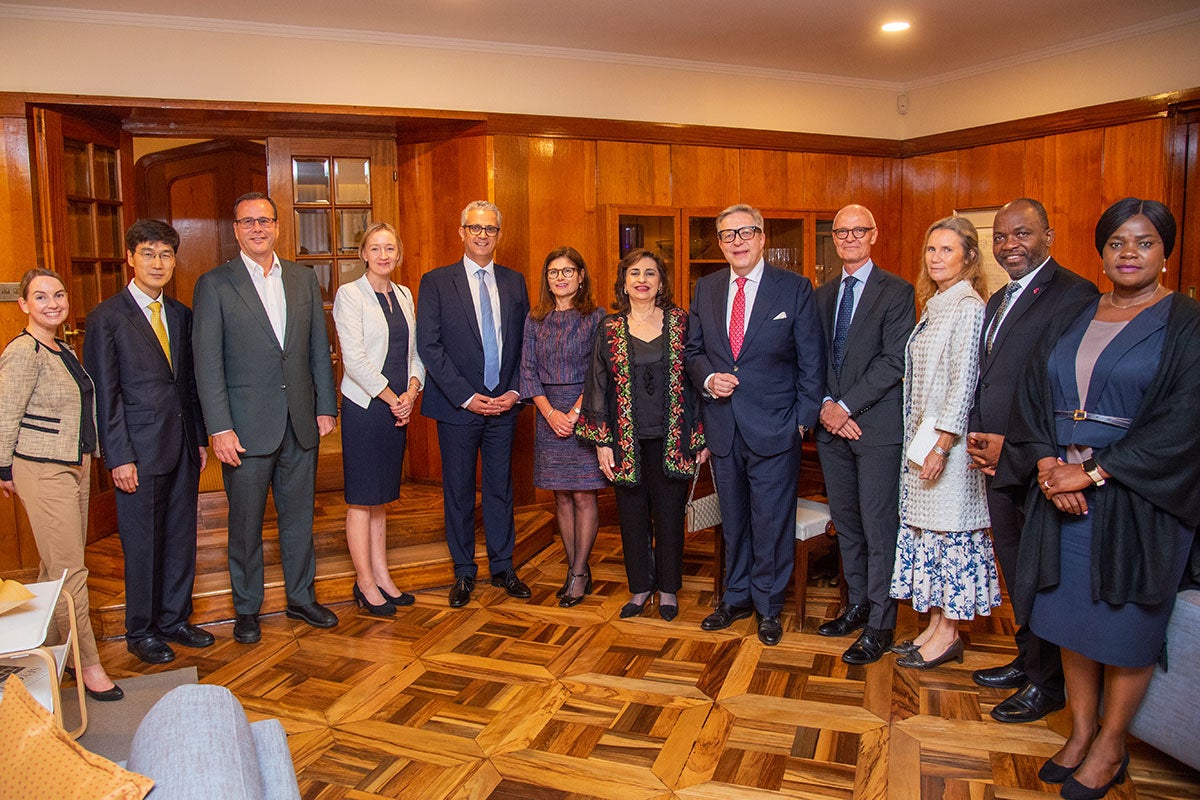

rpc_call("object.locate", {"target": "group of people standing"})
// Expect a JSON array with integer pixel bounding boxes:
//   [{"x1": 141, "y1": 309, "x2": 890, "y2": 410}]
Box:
[{"x1": 1, "y1": 190, "x2": 1195, "y2": 800}]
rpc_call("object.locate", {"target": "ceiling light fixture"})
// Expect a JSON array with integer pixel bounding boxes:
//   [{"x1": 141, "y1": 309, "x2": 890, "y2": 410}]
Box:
[{"x1": 881, "y1": 21, "x2": 911, "y2": 32}]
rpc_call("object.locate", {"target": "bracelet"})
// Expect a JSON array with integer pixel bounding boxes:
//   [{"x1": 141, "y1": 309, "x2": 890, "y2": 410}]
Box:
[
  {"x1": 932, "y1": 445, "x2": 950, "y2": 457},
  {"x1": 572, "y1": 406, "x2": 582, "y2": 415}
]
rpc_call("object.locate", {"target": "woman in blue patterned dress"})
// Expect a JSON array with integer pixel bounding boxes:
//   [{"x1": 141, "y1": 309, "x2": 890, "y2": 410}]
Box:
[
  {"x1": 520, "y1": 247, "x2": 606, "y2": 607},
  {"x1": 889, "y1": 216, "x2": 999, "y2": 670}
]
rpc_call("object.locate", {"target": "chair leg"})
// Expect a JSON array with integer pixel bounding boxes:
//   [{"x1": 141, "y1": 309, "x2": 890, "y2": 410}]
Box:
[
  {"x1": 794, "y1": 539, "x2": 808, "y2": 630},
  {"x1": 713, "y1": 524, "x2": 724, "y2": 606}
]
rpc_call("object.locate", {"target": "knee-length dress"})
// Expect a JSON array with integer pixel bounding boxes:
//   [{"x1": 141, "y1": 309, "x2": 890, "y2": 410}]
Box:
[
  {"x1": 341, "y1": 289, "x2": 409, "y2": 506},
  {"x1": 520, "y1": 307, "x2": 607, "y2": 490},
  {"x1": 1030, "y1": 298, "x2": 1192, "y2": 667},
  {"x1": 889, "y1": 280, "x2": 1000, "y2": 620}
]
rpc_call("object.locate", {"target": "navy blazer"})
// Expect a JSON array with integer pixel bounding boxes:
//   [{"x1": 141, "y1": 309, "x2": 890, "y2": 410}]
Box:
[
  {"x1": 971, "y1": 258, "x2": 1097, "y2": 434},
  {"x1": 684, "y1": 263, "x2": 824, "y2": 458},
  {"x1": 84, "y1": 288, "x2": 206, "y2": 475},
  {"x1": 416, "y1": 260, "x2": 530, "y2": 424}
]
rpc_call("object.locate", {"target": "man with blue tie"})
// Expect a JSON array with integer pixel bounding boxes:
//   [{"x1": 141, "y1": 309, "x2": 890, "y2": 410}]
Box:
[
  {"x1": 686, "y1": 203, "x2": 824, "y2": 645},
  {"x1": 417, "y1": 201, "x2": 532, "y2": 608},
  {"x1": 814, "y1": 204, "x2": 915, "y2": 664}
]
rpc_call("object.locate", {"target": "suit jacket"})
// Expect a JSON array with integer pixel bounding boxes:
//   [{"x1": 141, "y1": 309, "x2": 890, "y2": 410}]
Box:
[
  {"x1": 191, "y1": 256, "x2": 337, "y2": 455},
  {"x1": 416, "y1": 260, "x2": 530, "y2": 424},
  {"x1": 332, "y1": 275, "x2": 425, "y2": 410},
  {"x1": 84, "y1": 288, "x2": 206, "y2": 475},
  {"x1": 971, "y1": 258, "x2": 1098, "y2": 434},
  {"x1": 684, "y1": 262, "x2": 824, "y2": 458},
  {"x1": 814, "y1": 264, "x2": 914, "y2": 446}
]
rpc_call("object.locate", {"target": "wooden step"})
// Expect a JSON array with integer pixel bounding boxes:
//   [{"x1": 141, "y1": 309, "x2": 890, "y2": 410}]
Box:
[{"x1": 88, "y1": 482, "x2": 555, "y2": 639}]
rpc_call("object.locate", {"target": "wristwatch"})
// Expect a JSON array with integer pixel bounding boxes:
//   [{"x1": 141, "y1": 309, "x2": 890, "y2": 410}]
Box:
[{"x1": 1082, "y1": 457, "x2": 1106, "y2": 487}]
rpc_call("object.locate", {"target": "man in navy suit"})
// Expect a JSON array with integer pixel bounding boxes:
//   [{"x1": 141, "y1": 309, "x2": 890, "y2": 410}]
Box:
[
  {"x1": 814, "y1": 204, "x2": 915, "y2": 664},
  {"x1": 966, "y1": 198, "x2": 1097, "y2": 722},
  {"x1": 85, "y1": 219, "x2": 213, "y2": 664},
  {"x1": 685, "y1": 203, "x2": 824, "y2": 645},
  {"x1": 417, "y1": 201, "x2": 532, "y2": 608}
]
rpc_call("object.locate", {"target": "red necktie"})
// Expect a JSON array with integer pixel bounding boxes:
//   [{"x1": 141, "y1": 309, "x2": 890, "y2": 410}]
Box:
[{"x1": 729, "y1": 276, "x2": 747, "y2": 359}]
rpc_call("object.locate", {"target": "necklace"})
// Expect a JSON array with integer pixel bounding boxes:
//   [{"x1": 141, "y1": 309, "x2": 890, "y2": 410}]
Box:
[{"x1": 1108, "y1": 286, "x2": 1163, "y2": 309}]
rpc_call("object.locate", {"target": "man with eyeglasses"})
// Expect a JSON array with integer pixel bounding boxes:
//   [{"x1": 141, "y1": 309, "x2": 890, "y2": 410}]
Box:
[
  {"x1": 84, "y1": 219, "x2": 213, "y2": 663},
  {"x1": 416, "y1": 200, "x2": 531, "y2": 608},
  {"x1": 812, "y1": 204, "x2": 915, "y2": 664},
  {"x1": 967, "y1": 198, "x2": 1096, "y2": 722},
  {"x1": 685, "y1": 203, "x2": 823, "y2": 645},
  {"x1": 192, "y1": 192, "x2": 339, "y2": 643}
]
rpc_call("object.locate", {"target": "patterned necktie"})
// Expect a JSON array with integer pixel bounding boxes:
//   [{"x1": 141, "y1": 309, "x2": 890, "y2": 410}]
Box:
[
  {"x1": 477, "y1": 269, "x2": 500, "y2": 391},
  {"x1": 729, "y1": 276, "x2": 747, "y2": 359},
  {"x1": 832, "y1": 275, "x2": 857, "y2": 374},
  {"x1": 985, "y1": 281, "x2": 1021, "y2": 355},
  {"x1": 148, "y1": 300, "x2": 171, "y2": 369}
]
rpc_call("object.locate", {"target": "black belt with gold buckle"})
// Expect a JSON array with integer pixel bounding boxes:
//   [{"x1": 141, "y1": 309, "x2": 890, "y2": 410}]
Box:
[{"x1": 1054, "y1": 409, "x2": 1132, "y2": 428}]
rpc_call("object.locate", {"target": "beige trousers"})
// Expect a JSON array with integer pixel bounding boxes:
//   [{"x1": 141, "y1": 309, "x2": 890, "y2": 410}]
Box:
[{"x1": 12, "y1": 455, "x2": 100, "y2": 667}]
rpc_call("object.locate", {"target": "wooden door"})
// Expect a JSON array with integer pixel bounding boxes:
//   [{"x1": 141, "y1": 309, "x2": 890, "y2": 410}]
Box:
[
  {"x1": 31, "y1": 107, "x2": 136, "y2": 542},
  {"x1": 137, "y1": 139, "x2": 267, "y2": 307},
  {"x1": 1176, "y1": 107, "x2": 1200, "y2": 300}
]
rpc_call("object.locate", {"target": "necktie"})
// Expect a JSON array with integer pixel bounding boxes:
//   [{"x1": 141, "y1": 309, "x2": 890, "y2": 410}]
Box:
[
  {"x1": 985, "y1": 281, "x2": 1021, "y2": 355},
  {"x1": 832, "y1": 275, "x2": 857, "y2": 374},
  {"x1": 729, "y1": 276, "x2": 747, "y2": 360},
  {"x1": 477, "y1": 269, "x2": 500, "y2": 391},
  {"x1": 148, "y1": 300, "x2": 171, "y2": 369}
]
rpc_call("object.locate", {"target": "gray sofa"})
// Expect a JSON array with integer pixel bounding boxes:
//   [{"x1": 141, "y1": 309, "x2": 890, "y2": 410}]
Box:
[
  {"x1": 127, "y1": 684, "x2": 301, "y2": 800},
  {"x1": 1129, "y1": 589, "x2": 1200, "y2": 770}
]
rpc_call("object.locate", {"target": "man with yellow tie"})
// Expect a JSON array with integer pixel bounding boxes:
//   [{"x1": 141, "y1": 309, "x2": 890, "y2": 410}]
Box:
[{"x1": 84, "y1": 219, "x2": 212, "y2": 664}]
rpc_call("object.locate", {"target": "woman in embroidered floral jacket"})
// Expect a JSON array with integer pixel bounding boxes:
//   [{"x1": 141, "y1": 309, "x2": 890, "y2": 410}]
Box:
[{"x1": 579, "y1": 248, "x2": 706, "y2": 622}]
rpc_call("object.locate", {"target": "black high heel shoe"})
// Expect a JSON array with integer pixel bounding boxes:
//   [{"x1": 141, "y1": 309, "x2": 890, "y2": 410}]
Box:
[
  {"x1": 620, "y1": 594, "x2": 652, "y2": 618},
  {"x1": 1038, "y1": 757, "x2": 1080, "y2": 784},
  {"x1": 658, "y1": 592, "x2": 678, "y2": 621},
  {"x1": 559, "y1": 573, "x2": 588, "y2": 608},
  {"x1": 353, "y1": 584, "x2": 396, "y2": 617},
  {"x1": 1060, "y1": 752, "x2": 1129, "y2": 800},
  {"x1": 555, "y1": 575, "x2": 570, "y2": 599},
  {"x1": 377, "y1": 585, "x2": 415, "y2": 607}
]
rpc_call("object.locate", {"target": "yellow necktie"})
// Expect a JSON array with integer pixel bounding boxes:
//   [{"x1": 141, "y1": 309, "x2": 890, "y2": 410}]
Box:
[{"x1": 149, "y1": 300, "x2": 172, "y2": 369}]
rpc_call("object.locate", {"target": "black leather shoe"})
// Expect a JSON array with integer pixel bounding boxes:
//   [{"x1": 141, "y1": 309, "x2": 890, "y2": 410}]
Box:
[
  {"x1": 756, "y1": 613, "x2": 783, "y2": 646},
  {"x1": 85, "y1": 684, "x2": 124, "y2": 702},
  {"x1": 449, "y1": 575, "x2": 475, "y2": 608},
  {"x1": 286, "y1": 602, "x2": 338, "y2": 628},
  {"x1": 973, "y1": 661, "x2": 1027, "y2": 689},
  {"x1": 490, "y1": 569, "x2": 532, "y2": 598},
  {"x1": 842, "y1": 627, "x2": 894, "y2": 665},
  {"x1": 890, "y1": 639, "x2": 919, "y2": 655},
  {"x1": 161, "y1": 623, "x2": 215, "y2": 649},
  {"x1": 817, "y1": 604, "x2": 870, "y2": 637},
  {"x1": 701, "y1": 602, "x2": 754, "y2": 631},
  {"x1": 989, "y1": 682, "x2": 1066, "y2": 723},
  {"x1": 127, "y1": 635, "x2": 175, "y2": 664},
  {"x1": 1060, "y1": 751, "x2": 1128, "y2": 799},
  {"x1": 233, "y1": 613, "x2": 260, "y2": 643},
  {"x1": 896, "y1": 638, "x2": 964, "y2": 670}
]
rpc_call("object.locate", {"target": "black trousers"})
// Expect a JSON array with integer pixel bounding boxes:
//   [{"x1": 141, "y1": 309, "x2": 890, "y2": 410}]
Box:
[{"x1": 613, "y1": 438, "x2": 690, "y2": 594}]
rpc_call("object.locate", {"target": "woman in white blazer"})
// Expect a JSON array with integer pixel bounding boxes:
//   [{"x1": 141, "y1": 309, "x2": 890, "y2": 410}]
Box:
[{"x1": 333, "y1": 222, "x2": 425, "y2": 616}]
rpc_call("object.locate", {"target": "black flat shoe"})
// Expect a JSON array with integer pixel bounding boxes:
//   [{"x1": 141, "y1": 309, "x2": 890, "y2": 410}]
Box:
[
  {"x1": 378, "y1": 586, "x2": 415, "y2": 607},
  {"x1": 559, "y1": 573, "x2": 589, "y2": 608},
  {"x1": 1038, "y1": 757, "x2": 1081, "y2": 785},
  {"x1": 620, "y1": 596, "x2": 651, "y2": 618},
  {"x1": 757, "y1": 613, "x2": 783, "y2": 646},
  {"x1": 353, "y1": 584, "x2": 396, "y2": 617},
  {"x1": 890, "y1": 639, "x2": 919, "y2": 655},
  {"x1": 700, "y1": 602, "x2": 754, "y2": 631},
  {"x1": 817, "y1": 603, "x2": 870, "y2": 637},
  {"x1": 449, "y1": 575, "x2": 475, "y2": 607},
  {"x1": 233, "y1": 613, "x2": 261, "y2": 644},
  {"x1": 1060, "y1": 752, "x2": 1128, "y2": 800},
  {"x1": 973, "y1": 661, "x2": 1027, "y2": 689},
  {"x1": 990, "y1": 682, "x2": 1066, "y2": 724},
  {"x1": 85, "y1": 684, "x2": 124, "y2": 702},
  {"x1": 842, "y1": 627, "x2": 894, "y2": 665},
  {"x1": 895, "y1": 638, "x2": 964, "y2": 670},
  {"x1": 127, "y1": 635, "x2": 175, "y2": 665}
]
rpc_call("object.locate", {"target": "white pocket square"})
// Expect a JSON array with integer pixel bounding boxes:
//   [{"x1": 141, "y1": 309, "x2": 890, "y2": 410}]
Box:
[{"x1": 773, "y1": 311, "x2": 787, "y2": 320}]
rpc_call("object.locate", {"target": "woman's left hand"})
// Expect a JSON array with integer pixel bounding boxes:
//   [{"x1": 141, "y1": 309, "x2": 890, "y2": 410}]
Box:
[
  {"x1": 696, "y1": 447, "x2": 710, "y2": 465},
  {"x1": 548, "y1": 408, "x2": 574, "y2": 438},
  {"x1": 1038, "y1": 457, "x2": 1091, "y2": 499},
  {"x1": 918, "y1": 449, "x2": 946, "y2": 481}
]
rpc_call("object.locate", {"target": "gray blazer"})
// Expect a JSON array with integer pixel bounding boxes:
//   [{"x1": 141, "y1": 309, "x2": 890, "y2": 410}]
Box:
[{"x1": 192, "y1": 256, "x2": 337, "y2": 456}]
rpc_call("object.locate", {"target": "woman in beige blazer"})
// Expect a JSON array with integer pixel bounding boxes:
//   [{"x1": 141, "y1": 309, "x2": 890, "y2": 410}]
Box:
[
  {"x1": 0, "y1": 269, "x2": 121, "y2": 700},
  {"x1": 332, "y1": 223, "x2": 425, "y2": 616}
]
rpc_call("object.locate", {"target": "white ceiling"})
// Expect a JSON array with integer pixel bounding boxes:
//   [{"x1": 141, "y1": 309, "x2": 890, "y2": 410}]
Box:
[{"x1": 14, "y1": 0, "x2": 1200, "y2": 88}]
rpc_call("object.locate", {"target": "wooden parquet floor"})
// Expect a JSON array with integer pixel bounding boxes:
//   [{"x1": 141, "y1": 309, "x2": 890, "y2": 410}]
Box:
[{"x1": 91, "y1": 496, "x2": 1200, "y2": 799}]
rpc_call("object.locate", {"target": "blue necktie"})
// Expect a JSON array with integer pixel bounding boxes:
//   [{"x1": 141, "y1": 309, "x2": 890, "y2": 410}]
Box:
[
  {"x1": 477, "y1": 269, "x2": 500, "y2": 391},
  {"x1": 832, "y1": 275, "x2": 857, "y2": 374}
]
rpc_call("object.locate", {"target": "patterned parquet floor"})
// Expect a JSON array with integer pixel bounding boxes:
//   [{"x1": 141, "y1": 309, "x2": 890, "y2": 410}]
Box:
[{"x1": 93, "y1": 507, "x2": 1200, "y2": 799}]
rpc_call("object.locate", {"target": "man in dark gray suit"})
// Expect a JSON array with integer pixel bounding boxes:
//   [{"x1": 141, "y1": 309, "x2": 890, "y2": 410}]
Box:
[
  {"x1": 193, "y1": 192, "x2": 339, "y2": 643},
  {"x1": 967, "y1": 198, "x2": 1097, "y2": 721},
  {"x1": 814, "y1": 204, "x2": 915, "y2": 664}
]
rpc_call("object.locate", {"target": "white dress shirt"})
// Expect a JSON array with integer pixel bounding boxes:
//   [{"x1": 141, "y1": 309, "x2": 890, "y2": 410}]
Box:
[
  {"x1": 127, "y1": 280, "x2": 169, "y2": 344},
  {"x1": 241, "y1": 251, "x2": 287, "y2": 346},
  {"x1": 724, "y1": 258, "x2": 766, "y2": 340},
  {"x1": 989, "y1": 257, "x2": 1050, "y2": 332},
  {"x1": 464, "y1": 255, "x2": 504, "y2": 353}
]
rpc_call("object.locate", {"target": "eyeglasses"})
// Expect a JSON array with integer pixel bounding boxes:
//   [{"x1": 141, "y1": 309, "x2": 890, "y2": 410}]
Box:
[
  {"x1": 832, "y1": 226, "x2": 875, "y2": 241},
  {"x1": 463, "y1": 224, "x2": 500, "y2": 237},
  {"x1": 235, "y1": 216, "x2": 277, "y2": 229},
  {"x1": 716, "y1": 226, "x2": 762, "y2": 243},
  {"x1": 135, "y1": 249, "x2": 176, "y2": 263},
  {"x1": 546, "y1": 267, "x2": 577, "y2": 279}
]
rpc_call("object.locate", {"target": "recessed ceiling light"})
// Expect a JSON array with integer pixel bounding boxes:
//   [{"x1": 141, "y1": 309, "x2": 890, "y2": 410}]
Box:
[{"x1": 882, "y1": 21, "x2": 911, "y2": 32}]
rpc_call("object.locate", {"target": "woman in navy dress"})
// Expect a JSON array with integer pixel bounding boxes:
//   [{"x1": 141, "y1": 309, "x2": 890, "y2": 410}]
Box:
[
  {"x1": 998, "y1": 199, "x2": 1200, "y2": 799},
  {"x1": 520, "y1": 246, "x2": 606, "y2": 607},
  {"x1": 333, "y1": 222, "x2": 425, "y2": 616}
]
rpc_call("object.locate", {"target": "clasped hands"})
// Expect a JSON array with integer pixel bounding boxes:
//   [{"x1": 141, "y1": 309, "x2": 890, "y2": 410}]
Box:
[
  {"x1": 467, "y1": 392, "x2": 518, "y2": 417},
  {"x1": 1036, "y1": 456, "x2": 1092, "y2": 516},
  {"x1": 387, "y1": 389, "x2": 419, "y2": 427},
  {"x1": 820, "y1": 400, "x2": 862, "y2": 440},
  {"x1": 545, "y1": 407, "x2": 579, "y2": 438}
]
